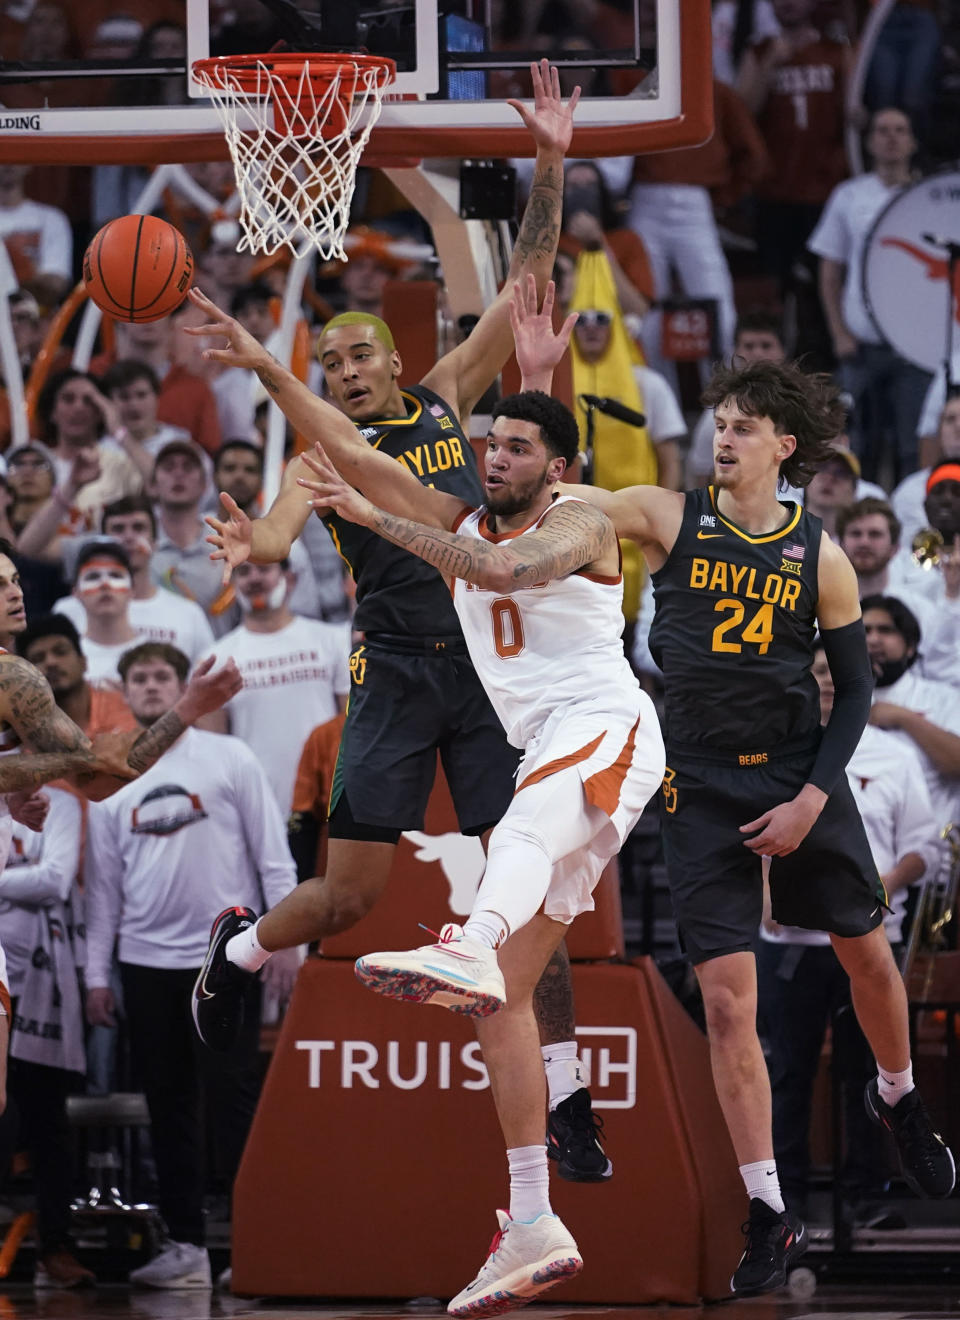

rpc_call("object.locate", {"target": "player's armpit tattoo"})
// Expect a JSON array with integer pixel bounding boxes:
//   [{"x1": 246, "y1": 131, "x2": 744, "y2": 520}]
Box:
[{"x1": 126, "y1": 709, "x2": 188, "y2": 774}]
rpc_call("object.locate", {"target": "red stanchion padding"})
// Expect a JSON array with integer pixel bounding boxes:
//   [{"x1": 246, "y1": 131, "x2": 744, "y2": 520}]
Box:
[
  {"x1": 232, "y1": 957, "x2": 745, "y2": 1302},
  {"x1": 319, "y1": 760, "x2": 624, "y2": 961},
  {"x1": 381, "y1": 279, "x2": 439, "y2": 384}
]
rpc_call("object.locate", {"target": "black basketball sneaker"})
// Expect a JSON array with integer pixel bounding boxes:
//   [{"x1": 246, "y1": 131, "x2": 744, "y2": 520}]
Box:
[
  {"x1": 731, "y1": 1198, "x2": 807, "y2": 1295},
  {"x1": 865, "y1": 1078, "x2": 956, "y2": 1199},
  {"x1": 547, "y1": 1088, "x2": 613, "y2": 1183},
  {"x1": 192, "y1": 906, "x2": 258, "y2": 1052}
]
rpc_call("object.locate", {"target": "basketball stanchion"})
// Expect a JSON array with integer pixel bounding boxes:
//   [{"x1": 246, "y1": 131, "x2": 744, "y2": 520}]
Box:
[{"x1": 191, "y1": 52, "x2": 396, "y2": 260}]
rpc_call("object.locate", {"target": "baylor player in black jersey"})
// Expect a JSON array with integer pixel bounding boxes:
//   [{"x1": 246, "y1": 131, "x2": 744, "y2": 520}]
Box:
[
  {"x1": 185, "y1": 69, "x2": 617, "y2": 1192},
  {"x1": 508, "y1": 326, "x2": 957, "y2": 1292}
]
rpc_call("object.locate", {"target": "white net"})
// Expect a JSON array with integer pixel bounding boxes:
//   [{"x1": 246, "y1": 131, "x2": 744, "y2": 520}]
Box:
[{"x1": 193, "y1": 55, "x2": 394, "y2": 260}]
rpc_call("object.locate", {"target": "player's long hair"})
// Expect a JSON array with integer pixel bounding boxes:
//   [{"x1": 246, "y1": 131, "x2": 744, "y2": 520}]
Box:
[{"x1": 702, "y1": 359, "x2": 846, "y2": 489}]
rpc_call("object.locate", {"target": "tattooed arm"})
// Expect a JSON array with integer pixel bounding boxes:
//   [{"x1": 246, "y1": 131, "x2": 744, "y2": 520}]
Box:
[
  {"x1": 421, "y1": 60, "x2": 577, "y2": 420},
  {"x1": 0, "y1": 655, "x2": 241, "y2": 793},
  {"x1": 366, "y1": 499, "x2": 617, "y2": 593},
  {"x1": 304, "y1": 452, "x2": 617, "y2": 590}
]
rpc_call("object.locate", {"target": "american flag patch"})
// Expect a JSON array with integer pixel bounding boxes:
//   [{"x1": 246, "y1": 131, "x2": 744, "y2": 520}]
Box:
[
  {"x1": 783, "y1": 543, "x2": 805, "y2": 560},
  {"x1": 429, "y1": 403, "x2": 446, "y2": 417}
]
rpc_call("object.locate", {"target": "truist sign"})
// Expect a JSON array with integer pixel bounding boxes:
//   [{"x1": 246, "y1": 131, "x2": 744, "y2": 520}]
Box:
[{"x1": 294, "y1": 1025, "x2": 637, "y2": 1108}]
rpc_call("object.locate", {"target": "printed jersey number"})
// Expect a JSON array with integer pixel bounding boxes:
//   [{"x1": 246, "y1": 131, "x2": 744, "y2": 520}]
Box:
[
  {"x1": 491, "y1": 597, "x2": 524, "y2": 658},
  {"x1": 711, "y1": 598, "x2": 775, "y2": 655}
]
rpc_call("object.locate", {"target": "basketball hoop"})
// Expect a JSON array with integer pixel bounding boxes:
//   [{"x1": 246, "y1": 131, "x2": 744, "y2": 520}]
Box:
[{"x1": 192, "y1": 52, "x2": 396, "y2": 260}]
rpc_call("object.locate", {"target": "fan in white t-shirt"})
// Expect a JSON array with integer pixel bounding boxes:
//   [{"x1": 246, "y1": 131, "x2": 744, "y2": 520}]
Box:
[
  {"x1": 53, "y1": 495, "x2": 215, "y2": 666},
  {"x1": 70, "y1": 540, "x2": 138, "y2": 688},
  {"x1": 197, "y1": 558, "x2": 350, "y2": 815}
]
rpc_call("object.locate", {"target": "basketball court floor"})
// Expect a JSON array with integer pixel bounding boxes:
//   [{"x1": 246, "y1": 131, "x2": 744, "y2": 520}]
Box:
[{"x1": 2, "y1": 1286, "x2": 960, "y2": 1319}]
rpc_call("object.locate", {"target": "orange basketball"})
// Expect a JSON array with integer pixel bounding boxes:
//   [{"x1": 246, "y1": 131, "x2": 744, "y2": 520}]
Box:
[{"x1": 83, "y1": 214, "x2": 194, "y2": 323}]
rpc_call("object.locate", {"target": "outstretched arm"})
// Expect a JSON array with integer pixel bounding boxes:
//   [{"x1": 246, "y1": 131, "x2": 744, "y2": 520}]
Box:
[
  {"x1": 0, "y1": 654, "x2": 241, "y2": 792},
  {"x1": 422, "y1": 61, "x2": 578, "y2": 419},
  {"x1": 301, "y1": 447, "x2": 615, "y2": 593},
  {"x1": 512, "y1": 276, "x2": 578, "y2": 394}
]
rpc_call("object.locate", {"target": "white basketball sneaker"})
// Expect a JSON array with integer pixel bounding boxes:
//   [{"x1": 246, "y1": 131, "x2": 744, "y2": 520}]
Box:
[
  {"x1": 129, "y1": 1240, "x2": 212, "y2": 1290},
  {"x1": 448, "y1": 1210, "x2": 583, "y2": 1317},
  {"x1": 354, "y1": 923, "x2": 506, "y2": 1017}
]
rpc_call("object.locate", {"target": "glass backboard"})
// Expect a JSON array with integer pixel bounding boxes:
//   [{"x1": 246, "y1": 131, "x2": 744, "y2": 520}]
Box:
[{"x1": 0, "y1": 0, "x2": 712, "y2": 164}]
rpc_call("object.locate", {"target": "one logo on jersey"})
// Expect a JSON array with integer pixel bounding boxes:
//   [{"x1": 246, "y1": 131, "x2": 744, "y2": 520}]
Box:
[
  {"x1": 661, "y1": 767, "x2": 678, "y2": 814},
  {"x1": 349, "y1": 647, "x2": 367, "y2": 685},
  {"x1": 697, "y1": 531, "x2": 723, "y2": 540},
  {"x1": 130, "y1": 784, "x2": 207, "y2": 836},
  {"x1": 698, "y1": 515, "x2": 717, "y2": 528},
  {"x1": 359, "y1": 426, "x2": 379, "y2": 439},
  {"x1": 402, "y1": 829, "x2": 486, "y2": 914},
  {"x1": 782, "y1": 543, "x2": 806, "y2": 560},
  {"x1": 780, "y1": 558, "x2": 803, "y2": 575}
]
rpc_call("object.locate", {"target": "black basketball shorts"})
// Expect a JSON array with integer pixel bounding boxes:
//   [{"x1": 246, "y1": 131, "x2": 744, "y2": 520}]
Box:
[
  {"x1": 659, "y1": 734, "x2": 886, "y2": 965},
  {"x1": 328, "y1": 637, "x2": 520, "y2": 842}
]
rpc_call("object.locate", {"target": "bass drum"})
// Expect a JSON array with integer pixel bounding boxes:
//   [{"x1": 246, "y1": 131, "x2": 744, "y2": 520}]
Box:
[{"x1": 862, "y1": 167, "x2": 960, "y2": 372}]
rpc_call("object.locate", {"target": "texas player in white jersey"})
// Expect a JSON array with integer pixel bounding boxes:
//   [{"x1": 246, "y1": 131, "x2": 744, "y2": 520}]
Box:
[{"x1": 293, "y1": 384, "x2": 665, "y2": 1316}]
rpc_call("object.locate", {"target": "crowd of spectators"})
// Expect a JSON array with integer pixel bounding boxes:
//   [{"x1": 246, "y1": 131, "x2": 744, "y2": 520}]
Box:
[{"x1": 0, "y1": 0, "x2": 958, "y2": 1291}]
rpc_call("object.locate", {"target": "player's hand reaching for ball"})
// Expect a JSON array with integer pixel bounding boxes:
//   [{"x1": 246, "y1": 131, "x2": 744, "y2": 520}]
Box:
[
  {"x1": 740, "y1": 784, "x2": 826, "y2": 857},
  {"x1": 183, "y1": 287, "x2": 270, "y2": 371},
  {"x1": 297, "y1": 445, "x2": 376, "y2": 527},
  {"x1": 206, "y1": 492, "x2": 254, "y2": 584}
]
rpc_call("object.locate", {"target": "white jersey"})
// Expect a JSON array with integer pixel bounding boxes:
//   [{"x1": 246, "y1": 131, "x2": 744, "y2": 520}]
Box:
[{"x1": 452, "y1": 497, "x2": 639, "y2": 749}]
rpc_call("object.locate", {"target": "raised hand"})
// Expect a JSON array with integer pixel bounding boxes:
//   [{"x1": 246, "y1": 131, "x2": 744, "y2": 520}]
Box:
[
  {"x1": 78, "y1": 378, "x2": 121, "y2": 438},
  {"x1": 179, "y1": 656, "x2": 243, "y2": 720},
  {"x1": 510, "y1": 275, "x2": 578, "y2": 391},
  {"x1": 508, "y1": 59, "x2": 580, "y2": 157},
  {"x1": 67, "y1": 444, "x2": 102, "y2": 496},
  {"x1": 297, "y1": 445, "x2": 376, "y2": 527},
  {"x1": 205, "y1": 492, "x2": 254, "y2": 584},
  {"x1": 183, "y1": 287, "x2": 270, "y2": 370}
]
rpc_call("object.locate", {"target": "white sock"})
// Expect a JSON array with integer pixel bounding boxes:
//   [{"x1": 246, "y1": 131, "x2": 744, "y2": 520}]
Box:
[
  {"x1": 541, "y1": 1041, "x2": 588, "y2": 1110},
  {"x1": 463, "y1": 910, "x2": 509, "y2": 950},
  {"x1": 226, "y1": 917, "x2": 271, "y2": 972},
  {"x1": 507, "y1": 1145, "x2": 552, "y2": 1223},
  {"x1": 877, "y1": 1061, "x2": 914, "y2": 1108},
  {"x1": 740, "y1": 1160, "x2": 785, "y2": 1214}
]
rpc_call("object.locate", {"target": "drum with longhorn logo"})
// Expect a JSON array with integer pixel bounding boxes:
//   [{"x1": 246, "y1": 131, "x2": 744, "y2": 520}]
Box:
[{"x1": 862, "y1": 167, "x2": 960, "y2": 373}]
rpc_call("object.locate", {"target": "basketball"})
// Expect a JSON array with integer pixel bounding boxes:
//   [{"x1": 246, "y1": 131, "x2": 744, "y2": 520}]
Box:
[{"x1": 82, "y1": 214, "x2": 194, "y2": 323}]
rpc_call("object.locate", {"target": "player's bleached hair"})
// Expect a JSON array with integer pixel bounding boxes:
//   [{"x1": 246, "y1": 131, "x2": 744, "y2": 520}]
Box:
[
  {"x1": 318, "y1": 312, "x2": 396, "y2": 355},
  {"x1": 493, "y1": 391, "x2": 580, "y2": 467},
  {"x1": 701, "y1": 359, "x2": 846, "y2": 490}
]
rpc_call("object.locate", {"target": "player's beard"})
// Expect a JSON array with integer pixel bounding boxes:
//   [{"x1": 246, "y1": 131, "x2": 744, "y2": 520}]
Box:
[{"x1": 486, "y1": 471, "x2": 550, "y2": 518}]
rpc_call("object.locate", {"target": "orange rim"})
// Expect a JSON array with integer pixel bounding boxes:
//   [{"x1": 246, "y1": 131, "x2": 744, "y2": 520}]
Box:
[{"x1": 191, "y1": 52, "x2": 396, "y2": 97}]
